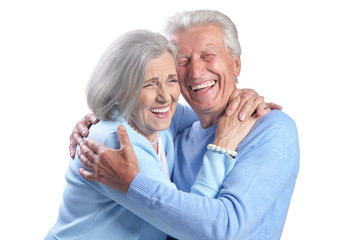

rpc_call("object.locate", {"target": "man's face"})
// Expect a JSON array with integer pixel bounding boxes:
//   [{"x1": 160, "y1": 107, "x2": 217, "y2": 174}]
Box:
[{"x1": 170, "y1": 24, "x2": 241, "y2": 116}]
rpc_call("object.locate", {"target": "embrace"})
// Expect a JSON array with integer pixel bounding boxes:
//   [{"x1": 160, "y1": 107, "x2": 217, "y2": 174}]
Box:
[{"x1": 46, "y1": 10, "x2": 299, "y2": 240}]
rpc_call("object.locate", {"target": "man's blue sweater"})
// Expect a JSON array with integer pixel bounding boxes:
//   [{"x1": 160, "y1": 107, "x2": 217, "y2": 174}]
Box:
[{"x1": 128, "y1": 110, "x2": 300, "y2": 240}]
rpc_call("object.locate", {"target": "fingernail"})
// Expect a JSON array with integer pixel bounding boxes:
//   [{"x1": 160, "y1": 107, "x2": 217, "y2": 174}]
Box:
[
  {"x1": 241, "y1": 114, "x2": 246, "y2": 121},
  {"x1": 226, "y1": 110, "x2": 232, "y2": 116}
]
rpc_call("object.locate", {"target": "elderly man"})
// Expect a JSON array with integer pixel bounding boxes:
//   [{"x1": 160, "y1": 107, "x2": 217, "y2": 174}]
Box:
[{"x1": 71, "y1": 10, "x2": 299, "y2": 240}]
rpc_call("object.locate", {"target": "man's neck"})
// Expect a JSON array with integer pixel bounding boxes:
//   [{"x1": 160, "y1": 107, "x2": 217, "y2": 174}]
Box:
[{"x1": 196, "y1": 108, "x2": 224, "y2": 129}]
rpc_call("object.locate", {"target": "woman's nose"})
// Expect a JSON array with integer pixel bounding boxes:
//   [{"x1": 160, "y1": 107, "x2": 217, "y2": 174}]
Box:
[{"x1": 156, "y1": 85, "x2": 169, "y2": 103}]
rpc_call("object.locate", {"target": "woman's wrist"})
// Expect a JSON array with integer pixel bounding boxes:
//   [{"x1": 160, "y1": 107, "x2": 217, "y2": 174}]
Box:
[
  {"x1": 207, "y1": 143, "x2": 237, "y2": 157},
  {"x1": 213, "y1": 138, "x2": 237, "y2": 151}
]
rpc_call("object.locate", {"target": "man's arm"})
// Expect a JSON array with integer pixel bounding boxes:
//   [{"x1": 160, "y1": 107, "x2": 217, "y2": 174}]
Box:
[
  {"x1": 78, "y1": 111, "x2": 298, "y2": 239},
  {"x1": 126, "y1": 111, "x2": 299, "y2": 239},
  {"x1": 76, "y1": 124, "x2": 237, "y2": 240},
  {"x1": 69, "y1": 89, "x2": 281, "y2": 158}
]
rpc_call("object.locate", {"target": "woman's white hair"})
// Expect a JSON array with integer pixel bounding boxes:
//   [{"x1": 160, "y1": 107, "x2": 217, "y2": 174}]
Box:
[
  {"x1": 87, "y1": 30, "x2": 177, "y2": 120},
  {"x1": 163, "y1": 10, "x2": 242, "y2": 58}
]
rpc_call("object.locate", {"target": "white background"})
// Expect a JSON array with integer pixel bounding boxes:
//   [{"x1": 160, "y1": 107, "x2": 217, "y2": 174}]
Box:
[{"x1": 1, "y1": 0, "x2": 360, "y2": 239}]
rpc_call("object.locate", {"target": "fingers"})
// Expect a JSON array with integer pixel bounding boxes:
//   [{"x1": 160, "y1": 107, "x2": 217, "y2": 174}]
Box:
[
  {"x1": 237, "y1": 93, "x2": 257, "y2": 121},
  {"x1": 225, "y1": 95, "x2": 241, "y2": 116},
  {"x1": 79, "y1": 168, "x2": 99, "y2": 181},
  {"x1": 89, "y1": 114, "x2": 100, "y2": 124},
  {"x1": 251, "y1": 107, "x2": 271, "y2": 122},
  {"x1": 254, "y1": 96, "x2": 265, "y2": 117},
  {"x1": 263, "y1": 107, "x2": 272, "y2": 114},
  {"x1": 69, "y1": 129, "x2": 83, "y2": 158},
  {"x1": 84, "y1": 137, "x2": 101, "y2": 154},
  {"x1": 79, "y1": 114, "x2": 97, "y2": 136},
  {"x1": 265, "y1": 102, "x2": 283, "y2": 110},
  {"x1": 228, "y1": 88, "x2": 245, "y2": 99},
  {"x1": 78, "y1": 143, "x2": 98, "y2": 172},
  {"x1": 78, "y1": 114, "x2": 100, "y2": 138},
  {"x1": 69, "y1": 114, "x2": 99, "y2": 159},
  {"x1": 227, "y1": 89, "x2": 260, "y2": 121},
  {"x1": 117, "y1": 125, "x2": 131, "y2": 149},
  {"x1": 225, "y1": 89, "x2": 247, "y2": 116}
]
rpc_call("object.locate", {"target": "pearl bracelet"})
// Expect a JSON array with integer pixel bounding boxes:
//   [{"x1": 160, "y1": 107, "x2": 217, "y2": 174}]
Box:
[{"x1": 207, "y1": 144, "x2": 237, "y2": 157}]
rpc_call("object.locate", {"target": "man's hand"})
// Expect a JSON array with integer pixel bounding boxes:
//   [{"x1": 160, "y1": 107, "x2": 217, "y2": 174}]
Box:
[
  {"x1": 77, "y1": 125, "x2": 140, "y2": 194},
  {"x1": 69, "y1": 114, "x2": 99, "y2": 159},
  {"x1": 225, "y1": 89, "x2": 282, "y2": 121}
]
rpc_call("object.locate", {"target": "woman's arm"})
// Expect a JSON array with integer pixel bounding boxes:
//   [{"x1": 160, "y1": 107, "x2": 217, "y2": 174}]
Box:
[
  {"x1": 78, "y1": 112, "x2": 274, "y2": 240},
  {"x1": 190, "y1": 104, "x2": 267, "y2": 197},
  {"x1": 80, "y1": 112, "x2": 299, "y2": 240},
  {"x1": 69, "y1": 89, "x2": 280, "y2": 158},
  {"x1": 126, "y1": 111, "x2": 299, "y2": 239}
]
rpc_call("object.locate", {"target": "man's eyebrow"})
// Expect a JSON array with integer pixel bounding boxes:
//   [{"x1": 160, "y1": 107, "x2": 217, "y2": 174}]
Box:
[
  {"x1": 177, "y1": 47, "x2": 216, "y2": 58},
  {"x1": 201, "y1": 46, "x2": 216, "y2": 53},
  {"x1": 168, "y1": 74, "x2": 178, "y2": 79},
  {"x1": 177, "y1": 54, "x2": 189, "y2": 58}
]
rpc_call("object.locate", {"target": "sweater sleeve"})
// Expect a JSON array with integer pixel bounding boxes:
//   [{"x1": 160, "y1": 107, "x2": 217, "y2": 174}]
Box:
[
  {"x1": 78, "y1": 120, "x2": 233, "y2": 236},
  {"x1": 127, "y1": 111, "x2": 300, "y2": 240},
  {"x1": 77, "y1": 121, "x2": 177, "y2": 205},
  {"x1": 190, "y1": 150, "x2": 236, "y2": 198}
]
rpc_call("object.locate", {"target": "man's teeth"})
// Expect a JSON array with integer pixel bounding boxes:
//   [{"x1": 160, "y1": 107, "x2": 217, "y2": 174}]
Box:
[
  {"x1": 151, "y1": 107, "x2": 169, "y2": 113},
  {"x1": 191, "y1": 81, "x2": 215, "y2": 91}
]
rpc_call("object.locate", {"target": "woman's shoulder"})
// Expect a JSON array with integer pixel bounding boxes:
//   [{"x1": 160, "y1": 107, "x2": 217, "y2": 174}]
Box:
[
  {"x1": 87, "y1": 119, "x2": 125, "y2": 146},
  {"x1": 88, "y1": 119, "x2": 156, "y2": 151}
]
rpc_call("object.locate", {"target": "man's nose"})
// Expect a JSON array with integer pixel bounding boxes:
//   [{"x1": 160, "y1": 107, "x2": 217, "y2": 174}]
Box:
[{"x1": 188, "y1": 59, "x2": 206, "y2": 79}]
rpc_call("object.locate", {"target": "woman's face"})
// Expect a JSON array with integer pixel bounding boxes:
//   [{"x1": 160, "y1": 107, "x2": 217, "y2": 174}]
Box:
[{"x1": 129, "y1": 51, "x2": 180, "y2": 139}]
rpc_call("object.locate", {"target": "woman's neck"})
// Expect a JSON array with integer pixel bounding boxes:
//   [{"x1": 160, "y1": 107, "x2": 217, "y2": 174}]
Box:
[{"x1": 128, "y1": 121, "x2": 160, "y2": 151}]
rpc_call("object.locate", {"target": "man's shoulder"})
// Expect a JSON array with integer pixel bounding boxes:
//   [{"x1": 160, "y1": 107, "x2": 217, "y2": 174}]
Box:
[
  {"x1": 257, "y1": 110, "x2": 297, "y2": 131},
  {"x1": 244, "y1": 110, "x2": 298, "y2": 147},
  {"x1": 238, "y1": 110, "x2": 300, "y2": 165}
]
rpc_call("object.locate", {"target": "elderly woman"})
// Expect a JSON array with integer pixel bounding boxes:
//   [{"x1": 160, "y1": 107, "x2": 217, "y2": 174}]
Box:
[{"x1": 46, "y1": 30, "x2": 265, "y2": 240}]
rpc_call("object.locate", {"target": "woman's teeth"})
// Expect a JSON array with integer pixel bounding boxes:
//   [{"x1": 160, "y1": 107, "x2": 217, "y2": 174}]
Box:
[
  {"x1": 190, "y1": 80, "x2": 215, "y2": 92},
  {"x1": 151, "y1": 106, "x2": 169, "y2": 113}
]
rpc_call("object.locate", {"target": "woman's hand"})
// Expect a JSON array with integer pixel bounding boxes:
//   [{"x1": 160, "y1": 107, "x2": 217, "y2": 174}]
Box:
[
  {"x1": 69, "y1": 113, "x2": 99, "y2": 158},
  {"x1": 215, "y1": 96, "x2": 271, "y2": 152},
  {"x1": 225, "y1": 88, "x2": 282, "y2": 122},
  {"x1": 77, "y1": 125, "x2": 140, "y2": 194}
]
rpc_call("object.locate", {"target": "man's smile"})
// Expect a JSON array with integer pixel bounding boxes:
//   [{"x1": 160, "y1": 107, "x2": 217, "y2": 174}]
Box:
[{"x1": 189, "y1": 80, "x2": 216, "y2": 92}]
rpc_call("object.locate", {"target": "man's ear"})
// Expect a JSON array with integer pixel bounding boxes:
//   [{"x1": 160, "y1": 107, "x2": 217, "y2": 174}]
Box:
[{"x1": 234, "y1": 56, "x2": 241, "y2": 76}]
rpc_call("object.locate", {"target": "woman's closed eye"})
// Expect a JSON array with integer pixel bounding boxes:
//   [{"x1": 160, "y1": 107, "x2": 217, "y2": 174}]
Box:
[{"x1": 143, "y1": 81, "x2": 156, "y2": 88}]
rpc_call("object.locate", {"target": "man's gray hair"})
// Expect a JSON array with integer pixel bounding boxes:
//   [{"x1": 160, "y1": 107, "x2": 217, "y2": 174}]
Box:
[
  {"x1": 87, "y1": 30, "x2": 177, "y2": 120},
  {"x1": 163, "y1": 10, "x2": 242, "y2": 58}
]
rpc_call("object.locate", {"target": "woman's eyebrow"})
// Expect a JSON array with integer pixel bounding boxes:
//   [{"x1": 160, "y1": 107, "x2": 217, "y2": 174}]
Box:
[{"x1": 144, "y1": 78, "x2": 158, "y2": 82}]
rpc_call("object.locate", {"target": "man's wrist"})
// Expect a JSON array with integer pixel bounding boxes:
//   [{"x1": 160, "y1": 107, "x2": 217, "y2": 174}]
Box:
[{"x1": 127, "y1": 172, "x2": 159, "y2": 200}]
